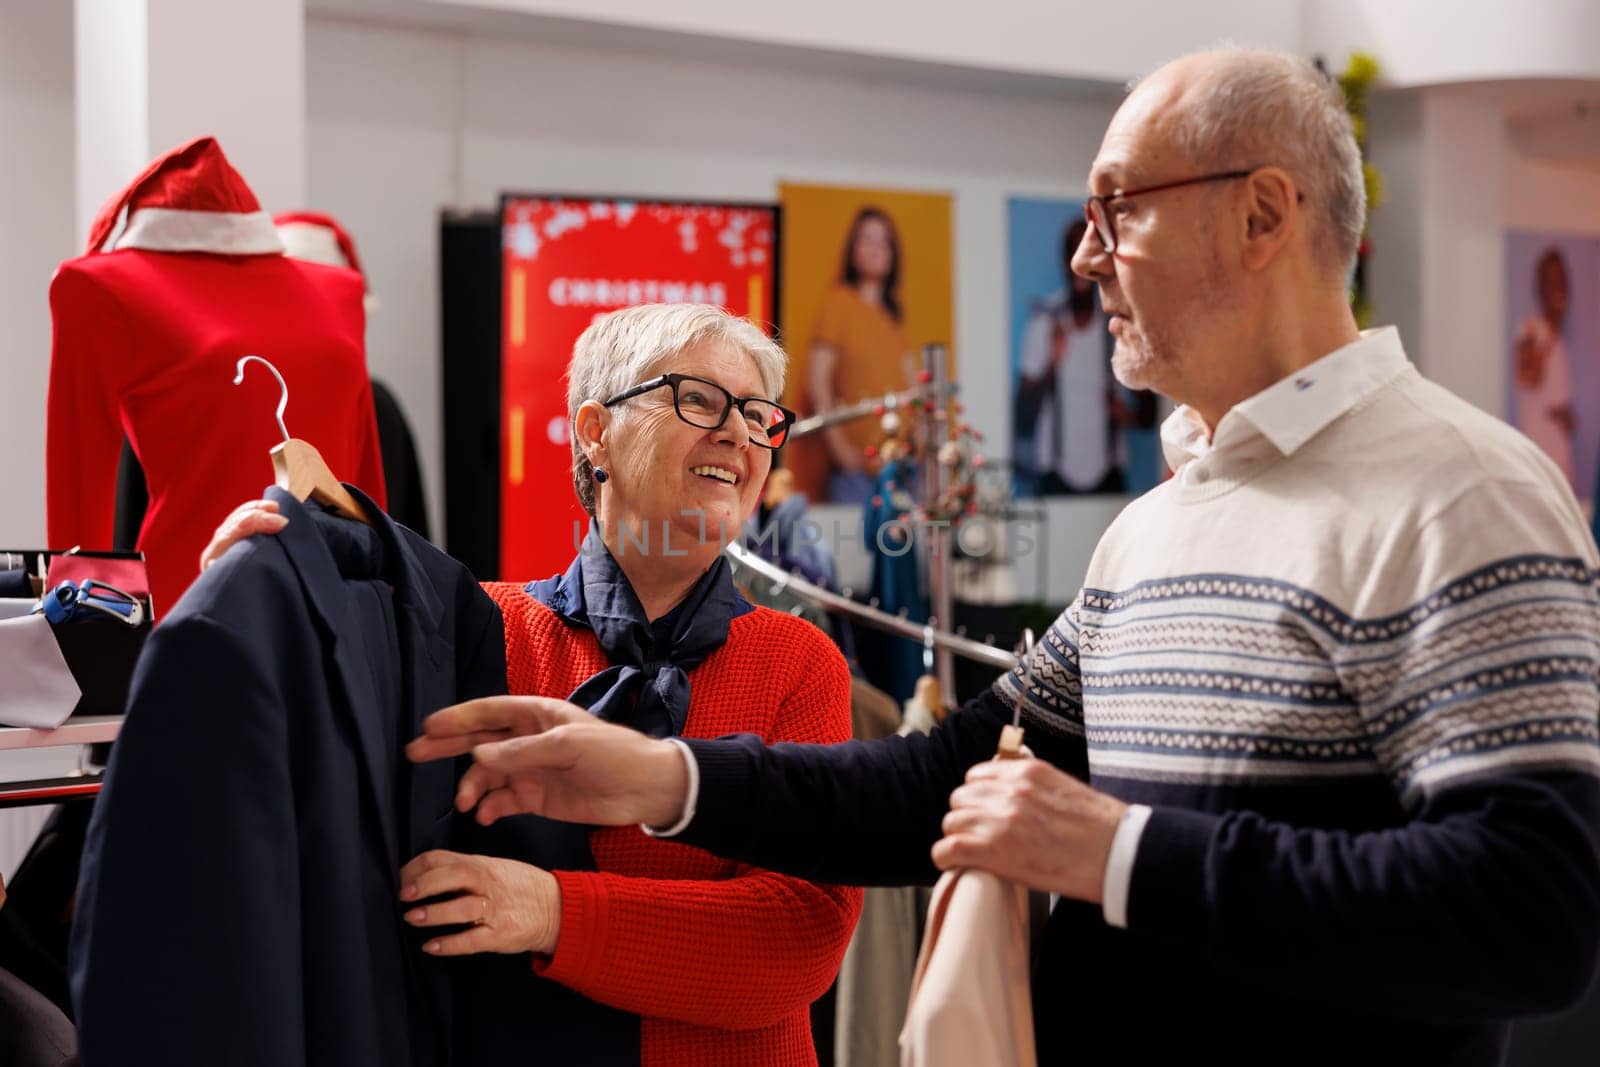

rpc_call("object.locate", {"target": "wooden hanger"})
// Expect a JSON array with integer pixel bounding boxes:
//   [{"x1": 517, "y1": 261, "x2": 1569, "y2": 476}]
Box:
[
  {"x1": 996, "y1": 628, "x2": 1036, "y2": 759},
  {"x1": 233, "y1": 355, "x2": 370, "y2": 525}
]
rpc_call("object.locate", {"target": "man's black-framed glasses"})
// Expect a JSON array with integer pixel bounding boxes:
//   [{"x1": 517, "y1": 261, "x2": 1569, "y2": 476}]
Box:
[
  {"x1": 603, "y1": 373, "x2": 797, "y2": 449},
  {"x1": 1085, "y1": 169, "x2": 1255, "y2": 253}
]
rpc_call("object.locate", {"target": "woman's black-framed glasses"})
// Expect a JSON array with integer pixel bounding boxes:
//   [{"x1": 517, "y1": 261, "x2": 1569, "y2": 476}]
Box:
[
  {"x1": 1084, "y1": 169, "x2": 1255, "y2": 254},
  {"x1": 603, "y1": 373, "x2": 797, "y2": 449}
]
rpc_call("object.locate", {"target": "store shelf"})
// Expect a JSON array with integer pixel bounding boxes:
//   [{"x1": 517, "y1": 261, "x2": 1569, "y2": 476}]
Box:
[{"x1": 0, "y1": 715, "x2": 122, "y2": 752}]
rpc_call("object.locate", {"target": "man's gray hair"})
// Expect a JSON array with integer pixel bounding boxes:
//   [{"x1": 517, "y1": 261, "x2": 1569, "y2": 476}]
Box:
[
  {"x1": 1162, "y1": 47, "x2": 1366, "y2": 278},
  {"x1": 566, "y1": 303, "x2": 788, "y2": 514}
]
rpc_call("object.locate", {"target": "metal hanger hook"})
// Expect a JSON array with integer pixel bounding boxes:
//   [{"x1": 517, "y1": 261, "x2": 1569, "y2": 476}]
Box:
[
  {"x1": 923, "y1": 621, "x2": 937, "y2": 674},
  {"x1": 1012, "y1": 627, "x2": 1037, "y2": 729},
  {"x1": 233, "y1": 355, "x2": 291, "y2": 443}
]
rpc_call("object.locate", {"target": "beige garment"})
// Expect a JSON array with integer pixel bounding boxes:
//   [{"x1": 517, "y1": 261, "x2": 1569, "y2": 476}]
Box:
[
  {"x1": 899, "y1": 869, "x2": 1036, "y2": 1067},
  {"x1": 899, "y1": 725, "x2": 1036, "y2": 1067}
]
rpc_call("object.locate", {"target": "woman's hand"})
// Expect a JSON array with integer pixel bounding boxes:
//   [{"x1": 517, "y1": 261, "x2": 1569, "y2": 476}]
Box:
[
  {"x1": 399, "y1": 850, "x2": 561, "y2": 956},
  {"x1": 199, "y1": 499, "x2": 288, "y2": 572}
]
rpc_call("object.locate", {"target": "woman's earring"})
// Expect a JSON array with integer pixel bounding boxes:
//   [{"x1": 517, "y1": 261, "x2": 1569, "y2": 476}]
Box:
[{"x1": 592, "y1": 466, "x2": 609, "y2": 484}]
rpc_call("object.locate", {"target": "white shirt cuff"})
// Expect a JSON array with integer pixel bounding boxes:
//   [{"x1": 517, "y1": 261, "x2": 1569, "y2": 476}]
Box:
[
  {"x1": 639, "y1": 737, "x2": 699, "y2": 839},
  {"x1": 1101, "y1": 803, "x2": 1153, "y2": 929}
]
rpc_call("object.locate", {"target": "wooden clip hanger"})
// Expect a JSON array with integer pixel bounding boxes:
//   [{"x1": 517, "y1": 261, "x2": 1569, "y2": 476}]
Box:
[{"x1": 233, "y1": 355, "x2": 370, "y2": 525}]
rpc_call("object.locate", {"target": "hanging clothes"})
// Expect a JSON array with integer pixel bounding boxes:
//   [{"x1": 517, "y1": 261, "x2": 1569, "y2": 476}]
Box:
[
  {"x1": 47, "y1": 137, "x2": 386, "y2": 616},
  {"x1": 863, "y1": 458, "x2": 927, "y2": 703},
  {"x1": 898, "y1": 728, "x2": 1037, "y2": 1067},
  {"x1": 70, "y1": 485, "x2": 505, "y2": 1067},
  {"x1": 898, "y1": 868, "x2": 1035, "y2": 1067},
  {"x1": 834, "y1": 682, "x2": 937, "y2": 1067}
]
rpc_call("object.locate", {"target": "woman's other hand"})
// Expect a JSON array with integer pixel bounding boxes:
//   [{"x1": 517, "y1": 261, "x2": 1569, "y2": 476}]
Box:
[
  {"x1": 199, "y1": 499, "x2": 287, "y2": 572},
  {"x1": 399, "y1": 850, "x2": 561, "y2": 956}
]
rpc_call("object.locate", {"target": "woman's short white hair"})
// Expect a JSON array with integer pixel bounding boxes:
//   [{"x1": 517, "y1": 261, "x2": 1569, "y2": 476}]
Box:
[
  {"x1": 566, "y1": 303, "x2": 788, "y2": 513},
  {"x1": 1159, "y1": 47, "x2": 1366, "y2": 278}
]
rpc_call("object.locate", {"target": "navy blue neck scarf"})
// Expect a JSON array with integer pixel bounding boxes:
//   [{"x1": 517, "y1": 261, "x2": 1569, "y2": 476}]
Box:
[{"x1": 524, "y1": 528, "x2": 744, "y2": 737}]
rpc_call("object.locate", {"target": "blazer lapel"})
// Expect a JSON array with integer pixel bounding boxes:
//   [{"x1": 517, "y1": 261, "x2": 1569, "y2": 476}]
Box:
[
  {"x1": 351, "y1": 492, "x2": 459, "y2": 863},
  {"x1": 265, "y1": 486, "x2": 403, "y2": 878}
]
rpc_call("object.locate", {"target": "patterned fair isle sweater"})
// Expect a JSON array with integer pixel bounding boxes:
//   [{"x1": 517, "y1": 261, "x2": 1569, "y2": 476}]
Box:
[
  {"x1": 483, "y1": 583, "x2": 861, "y2": 1067},
  {"x1": 676, "y1": 332, "x2": 1600, "y2": 1066}
]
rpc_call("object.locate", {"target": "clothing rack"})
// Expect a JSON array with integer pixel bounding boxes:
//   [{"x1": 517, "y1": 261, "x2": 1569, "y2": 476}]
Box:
[
  {"x1": 724, "y1": 542, "x2": 1018, "y2": 672},
  {"x1": 785, "y1": 381, "x2": 959, "y2": 439},
  {"x1": 919, "y1": 343, "x2": 956, "y2": 696},
  {"x1": 781, "y1": 346, "x2": 966, "y2": 697}
]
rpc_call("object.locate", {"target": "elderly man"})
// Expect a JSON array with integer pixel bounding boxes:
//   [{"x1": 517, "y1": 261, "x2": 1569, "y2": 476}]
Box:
[{"x1": 413, "y1": 48, "x2": 1600, "y2": 1065}]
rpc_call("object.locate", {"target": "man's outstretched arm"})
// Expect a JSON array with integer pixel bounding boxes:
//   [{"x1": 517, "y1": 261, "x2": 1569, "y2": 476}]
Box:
[{"x1": 411, "y1": 608, "x2": 1089, "y2": 888}]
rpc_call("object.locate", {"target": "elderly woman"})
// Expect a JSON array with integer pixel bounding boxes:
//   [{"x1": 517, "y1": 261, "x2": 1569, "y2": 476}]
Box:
[{"x1": 206, "y1": 303, "x2": 861, "y2": 1066}]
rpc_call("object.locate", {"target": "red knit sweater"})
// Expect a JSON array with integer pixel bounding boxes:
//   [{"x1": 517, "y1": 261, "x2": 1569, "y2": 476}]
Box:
[{"x1": 485, "y1": 583, "x2": 863, "y2": 1067}]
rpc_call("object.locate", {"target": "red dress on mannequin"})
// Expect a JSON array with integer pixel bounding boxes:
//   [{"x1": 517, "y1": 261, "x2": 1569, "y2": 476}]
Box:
[{"x1": 46, "y1": 138, "x2": 385, "y2": 616}]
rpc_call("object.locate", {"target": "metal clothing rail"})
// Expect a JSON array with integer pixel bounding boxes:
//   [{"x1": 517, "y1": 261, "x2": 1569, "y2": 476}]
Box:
[
  {"x1": 724, "y1": 542, "x2": 1018, "y2": 672},
  {"x1": 786, "y1": 382, "x2": 959, "y2": 439}
]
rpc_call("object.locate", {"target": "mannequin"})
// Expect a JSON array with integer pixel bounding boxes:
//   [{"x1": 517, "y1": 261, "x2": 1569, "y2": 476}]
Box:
[{"x1": 47, "y1": 137, "x2": 386, "y2": 615}]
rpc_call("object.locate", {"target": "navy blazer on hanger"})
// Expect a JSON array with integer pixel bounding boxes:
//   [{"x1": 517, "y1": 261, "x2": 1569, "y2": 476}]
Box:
[{"x1": 70, "y1": 485, "x2": 507, "y2": 1067}]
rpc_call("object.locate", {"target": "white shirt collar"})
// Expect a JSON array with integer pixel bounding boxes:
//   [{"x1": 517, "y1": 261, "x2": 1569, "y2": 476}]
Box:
[{"x1": 1160, "y1": 327, "x2": 1412, "y2": 472}]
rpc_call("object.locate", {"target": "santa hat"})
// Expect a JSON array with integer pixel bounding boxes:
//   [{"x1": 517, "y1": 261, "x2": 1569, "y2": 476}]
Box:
[
  {"x1": 274, "y1": 210, "x2": 380, "y2": 313},
  {"x1": 87, "y1": 136, "x2": 284, "y2": 256}
]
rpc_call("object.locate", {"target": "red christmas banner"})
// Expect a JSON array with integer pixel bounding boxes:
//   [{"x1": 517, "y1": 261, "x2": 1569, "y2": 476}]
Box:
[{"x1": 500, "y1": 196, "x2": 778, "y2": 579}]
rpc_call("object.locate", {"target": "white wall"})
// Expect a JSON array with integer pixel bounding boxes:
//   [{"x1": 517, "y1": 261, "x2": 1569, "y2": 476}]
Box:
[
  {"x1": 1415, "y1": 90, "x2": 1511, "y2": 416},
  {"x1": 1301, "y1": 0, "x2": 1600, "y2": 87},
  {"x1": 306, "y1": 15, "x2": 1129, "y2": 600},
  {"x1": 0, "y1": 2, "x2": 75, "y2": 547},
  {"x1": 325, "y1": 0, "x2": 1300, "y2": 86}
]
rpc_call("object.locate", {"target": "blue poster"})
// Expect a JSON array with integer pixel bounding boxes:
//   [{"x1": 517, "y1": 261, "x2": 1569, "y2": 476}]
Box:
[
  {"x1": 1505, "y1": 231, "x2": 1600, "y2": 511},
  {"x1": 1006, "y1": 197, "x2": 1161, "y2": 497}
]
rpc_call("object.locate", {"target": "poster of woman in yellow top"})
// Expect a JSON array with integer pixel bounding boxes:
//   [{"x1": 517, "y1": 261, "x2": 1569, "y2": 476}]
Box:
[{"x1": 779, "y1": 182, "x2": 954, "y2": 504}]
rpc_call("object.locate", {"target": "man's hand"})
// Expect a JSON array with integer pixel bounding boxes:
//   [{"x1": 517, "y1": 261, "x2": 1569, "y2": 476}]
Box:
[
  {"x1": 932, "y1": 757, "x2": 1127, "y2": 903},
  {"x1": 407, "y1": 696, "x2": 689, "y2": 829}
]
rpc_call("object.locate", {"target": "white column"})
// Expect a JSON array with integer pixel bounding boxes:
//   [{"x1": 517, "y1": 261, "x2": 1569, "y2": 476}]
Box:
[
  {"x1": 1367, "y1": 85, "x2": 1511, "y2": 414},
  {"x1": 1416, "y1": 90, "x2": 1508, "y2": 414},
  {"x1": 74, "y1": 0, "x2": 307, "y2": 248},
  {"x1": 1364, "y1": 91, "x2": 1423, "y2": 363}
]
